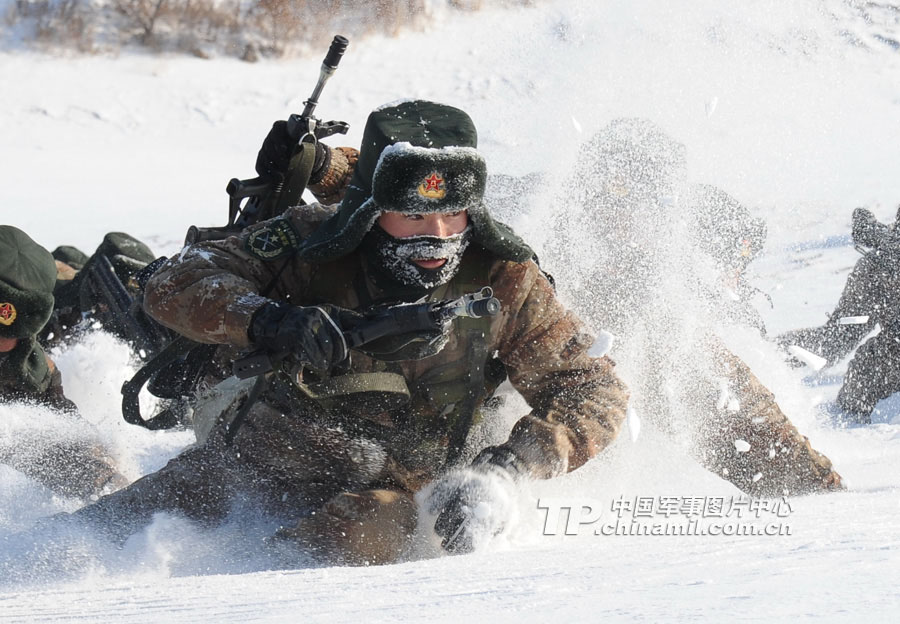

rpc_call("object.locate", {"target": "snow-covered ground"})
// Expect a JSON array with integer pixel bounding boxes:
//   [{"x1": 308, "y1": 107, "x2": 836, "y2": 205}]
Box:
[{"x1": 2, "y1": 0, "x2": 900, "y2": 620}]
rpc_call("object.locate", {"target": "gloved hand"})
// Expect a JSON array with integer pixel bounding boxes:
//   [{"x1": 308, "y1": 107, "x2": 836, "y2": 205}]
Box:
[
  {"x1": 249, "y1": 302, "x2": 359, "y2": 371},
  {"x1": 430, "y1": 446, "x2": 525, "y2": 554},
  {"x1": 255, "y1": 120, "x2": 330, "y2": 183},
  {"x1": 851, "y1": 207, "x2": 882, "y2": 248}
]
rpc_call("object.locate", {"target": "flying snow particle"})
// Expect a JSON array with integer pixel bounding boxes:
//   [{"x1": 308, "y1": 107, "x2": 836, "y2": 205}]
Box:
[
  {"x1": 705, "y1": 96, "x2": 719, "y2": 118},
  {"x1": 838, "y1": 316, "x2": 870, "y2": 325},
  {"x1": 473, "y1": 501, "x2": 492, "y2": 520},
  {"x1": 589, "y1": 329, "x2": 615, "y2": 359},
  {"x1": 786, "y1": 345, "x2": 827, "y2": 371},
  {"x1": 626, "y1": 406, "x2": 641, "y2": 442},
  {"x1": 734, "y1": 439, "x2": 751, "y2": 453}
]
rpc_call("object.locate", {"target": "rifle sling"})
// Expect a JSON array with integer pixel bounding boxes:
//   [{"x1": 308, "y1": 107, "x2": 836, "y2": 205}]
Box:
[
  {"x1": 443, "y1": 326, "x2": 490, "y2": 468},
  {"x1": 272, "y1": 142, "x2": 317, "y2": 218},
  {"x1": 121, "y1": 335, "x2": 198, "y2": 430}
]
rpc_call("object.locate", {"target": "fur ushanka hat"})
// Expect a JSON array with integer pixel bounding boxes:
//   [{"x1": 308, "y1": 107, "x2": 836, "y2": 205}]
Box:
[{"x1": 298, "y1": 100, "x2": 532, "y2": 263}]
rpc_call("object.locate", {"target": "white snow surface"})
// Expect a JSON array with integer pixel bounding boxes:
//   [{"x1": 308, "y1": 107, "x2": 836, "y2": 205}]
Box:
[{"x1": 2, "y1": 0, "x2": 900, "y2": 621}]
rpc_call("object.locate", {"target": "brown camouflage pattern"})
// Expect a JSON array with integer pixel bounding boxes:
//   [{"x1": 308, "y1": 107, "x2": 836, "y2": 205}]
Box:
[
  {"x1": 696, "y1": 338, "x2": 843, "y2": 497},
  {"x1": 309, "y1": 146, "x2": 359, "y2": 206},
  {"x1": 71, "y1": 146, "x2": 626, "y2": 562},
  {"x1": 275, "y1": 488, "x2": 418, "y2": 565},
  {"x1": 144, "y1": 206, "x2": 629, "y2": 488},
  {"x1": 75, "y1": 200, "x2": 628, "y2": 562}
]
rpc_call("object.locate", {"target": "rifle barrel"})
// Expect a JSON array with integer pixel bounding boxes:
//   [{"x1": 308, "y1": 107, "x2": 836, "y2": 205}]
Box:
[{"x1": 302, "y1": 35, "x2": 349, "y2": 119}]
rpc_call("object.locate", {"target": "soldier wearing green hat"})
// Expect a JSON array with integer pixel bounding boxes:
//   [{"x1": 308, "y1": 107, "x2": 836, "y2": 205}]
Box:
[
  {"x1": 0, "y1": 225, "x2": 126, "y2": 499},
  {"x1": 68, "y1": 100, "x2": 629, "y2": 563}
]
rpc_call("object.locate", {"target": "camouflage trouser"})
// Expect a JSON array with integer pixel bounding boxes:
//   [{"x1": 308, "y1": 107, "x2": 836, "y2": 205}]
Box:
[
  {"x1": 695, "y1": 343, "x2": 843, "y2": 497},
  {"x1": 1, "y1": 440, "x2": 125, "y2": 500},
  {"x1": 836, "y1": 330, "x2": 900, "y2": 423},
  {"x1": 777, "y1": 250, "x2": 900, "y2": 422},
  {"x1": 72, "y1": 400, "x2": 421, "y2": 564},
  {"x1": 275, "y1": 488, "x2": 418, "y2": 566},
  {"x1": 778, "y1": 250, "x2": 895, "y2": 365}
]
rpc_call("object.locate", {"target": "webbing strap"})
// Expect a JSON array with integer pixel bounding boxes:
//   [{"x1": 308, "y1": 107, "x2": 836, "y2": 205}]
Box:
[
  {"x1": 272, "y1": 142, "x2": 317, "y2": 217},
  {"x1": 443, "y1": 326, "x2": 491, "y2": 467}
]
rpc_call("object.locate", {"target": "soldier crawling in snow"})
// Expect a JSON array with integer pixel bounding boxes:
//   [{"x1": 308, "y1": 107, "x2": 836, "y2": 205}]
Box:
[
  {"x1": 67, "y1": 100, "x2": 630, "y2": 564},
  {"x1": 778, "y1": 206, "x2": 900, "y2": 424},
  {"x1": 546, "y1": 118, "x2": 842, "y2": 497},
  {"x1": 0, "y1": 225, "x2": 126, "y2": 499}
]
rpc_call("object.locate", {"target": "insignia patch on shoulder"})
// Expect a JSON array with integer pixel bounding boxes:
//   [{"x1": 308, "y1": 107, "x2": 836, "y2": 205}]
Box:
[
  {"x1": 0, "y1": 302, "x2": 16, "y2": 326},
  {"x1": 246, "y1": 219, "x2": 300, "y2": 260},
  {"x1": 418, "y1": 172, "x2": 447, "y2": 199}
]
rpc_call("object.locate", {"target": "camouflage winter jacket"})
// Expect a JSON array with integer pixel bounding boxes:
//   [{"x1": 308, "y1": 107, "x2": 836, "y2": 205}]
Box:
[
  {"x1": 144, "y1": 200, "x2": 628, "y2": 485},
  {"x1": 0, "y1": 338, "x2": 76, "y2": 412}
]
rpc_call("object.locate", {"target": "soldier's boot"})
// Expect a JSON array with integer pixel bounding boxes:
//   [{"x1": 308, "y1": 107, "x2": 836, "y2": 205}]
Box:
[
  {"x1": 836, "y1": 332, "x2": 900, "y2": 424},
  {"x1": 276, "y1": 488, "x2": 418, "y2": 566},
  {"x1": 777, "y1": 251, "x2": 888, "y2": 366},
  {"x1": 699, "y1": 346, "x2": 844, "y2": 497}
]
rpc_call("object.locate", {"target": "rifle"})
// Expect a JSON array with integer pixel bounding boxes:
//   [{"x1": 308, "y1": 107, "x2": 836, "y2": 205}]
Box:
[
  {"x1": 232, "y1": 287, "x2": 501, "y2": 379},
  {"x1": 79, "y1": 253, "x2": 173, "y2": 357},
  {"x1": 185, "y1": 35, "x2": 351, "y2": 245},
  {"x1": 120, "y1": 35, "x2": 351, "y2": 430},
  {"x1": 223, "y1": 288, "x2": 501, "y2": 444}
]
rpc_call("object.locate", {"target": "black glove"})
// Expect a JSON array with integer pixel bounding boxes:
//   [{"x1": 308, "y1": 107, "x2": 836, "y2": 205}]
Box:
[
  {"x1": 249, "y1": 302, "x2": 358, "y2": 371},
  {"x1": 851, "y1": 207, "x2": 882, "y2": 248},
  {"x1": 255, "y1": 120, "x2": 330, "y2": 183},
  {"x1": 431, "y1": 446, "x2": 525, "y2": 554}
]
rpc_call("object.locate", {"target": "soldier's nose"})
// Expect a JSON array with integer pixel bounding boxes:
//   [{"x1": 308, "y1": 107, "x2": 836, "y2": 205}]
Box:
[{"x1": 426, "y1": 216, "x2": 452, "y2": 238}]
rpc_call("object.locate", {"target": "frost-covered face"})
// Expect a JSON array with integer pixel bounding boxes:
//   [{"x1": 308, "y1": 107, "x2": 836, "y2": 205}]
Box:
[
  {"x1": 377, "y1": 210, "x2": 470, "y2": 269},
  {"x1": 364, "y1": 210, "x2": 472, "y2": 292}
]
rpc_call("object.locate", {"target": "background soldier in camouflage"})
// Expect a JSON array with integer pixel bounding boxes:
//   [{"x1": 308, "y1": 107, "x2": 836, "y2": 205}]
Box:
[
  {"x1": 546, "y1": 118, "x2": 842, "y2": 498},
  {"x1": 0, "y1": 225, "x2": 126, "y2": 499},
  {"x1": 71, "y1": 101, "x2": 629, "y2": 564},
  {"x1": 778, "y1": 206, "x2": 900, "y2": 423}
]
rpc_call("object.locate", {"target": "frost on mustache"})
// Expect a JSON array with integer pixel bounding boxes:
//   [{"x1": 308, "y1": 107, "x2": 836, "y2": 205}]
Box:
[{"x1": 376, "y1": 227, "x2": 472, "y2": 289}]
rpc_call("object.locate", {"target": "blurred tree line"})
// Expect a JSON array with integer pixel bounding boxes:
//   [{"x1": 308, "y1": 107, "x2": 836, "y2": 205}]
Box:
[{"x1": 3, "y1": 0, "x2": 535, "y2": 58}]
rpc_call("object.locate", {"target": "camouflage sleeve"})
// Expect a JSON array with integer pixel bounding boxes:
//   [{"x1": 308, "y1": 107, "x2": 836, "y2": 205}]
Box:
[
  {"x1": 308, "y1": 146, "x2": 359, "y2": 205},
  {"x1": 43, "y1": 356, "x2": 78, "y2": 413},
  {"x1": 491, "y1": 261, "x2": 629, "y2": 479},
  {"x1": 143, "y1": 208, "x2": 324, "y2": 348}
]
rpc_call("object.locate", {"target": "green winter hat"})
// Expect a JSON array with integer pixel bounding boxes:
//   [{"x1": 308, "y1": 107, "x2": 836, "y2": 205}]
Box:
[
  {"x1": 0, "y1": 226, "x2": 57, "y2": 339},
  {"x1": 298, "y1": 99, "x2": 532, "y2": 263}
]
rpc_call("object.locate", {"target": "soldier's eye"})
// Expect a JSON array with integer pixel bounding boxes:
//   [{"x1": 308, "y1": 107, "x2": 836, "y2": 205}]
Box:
[{"x1": 405, "y1": 214, "x2": 424, "y2": 221}]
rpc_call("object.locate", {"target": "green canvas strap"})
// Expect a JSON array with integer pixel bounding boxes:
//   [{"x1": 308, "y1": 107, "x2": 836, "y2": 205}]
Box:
[
  {"x1": 443, "y1": 325, "x2": 491, "y2": 467},
  {"x1": 296, "y1": 371, "x2": 411, "y2": 413},
  {"x1": 439, "y1": 249, "x2": 501, "y2": 466},
  {"x1": 272, "y1": 142, "x2": 318, "y2": 218}
]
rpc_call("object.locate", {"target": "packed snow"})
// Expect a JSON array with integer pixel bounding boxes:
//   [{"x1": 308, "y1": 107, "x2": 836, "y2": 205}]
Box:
[{"x1": 2, "y1": 0, "x2": 900, "y2": 621}]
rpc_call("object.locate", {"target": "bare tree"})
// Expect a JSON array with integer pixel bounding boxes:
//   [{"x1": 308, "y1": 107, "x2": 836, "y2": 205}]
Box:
[{"x1": 114, "y1": 0, "x2": 170, "y2": 45}]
